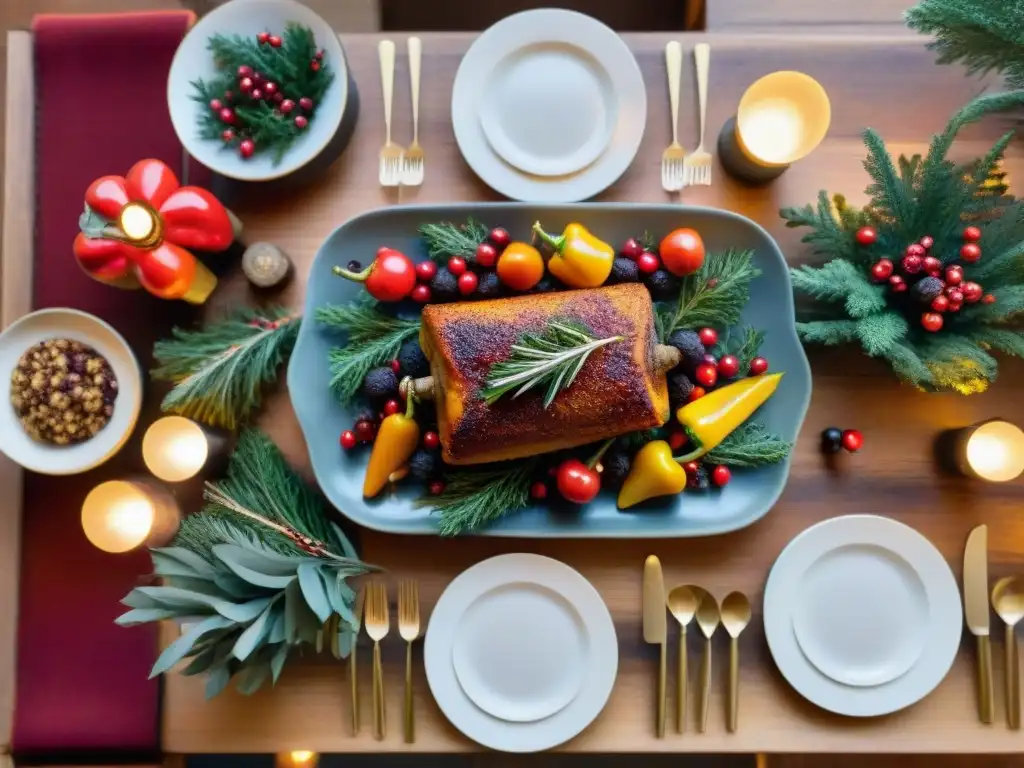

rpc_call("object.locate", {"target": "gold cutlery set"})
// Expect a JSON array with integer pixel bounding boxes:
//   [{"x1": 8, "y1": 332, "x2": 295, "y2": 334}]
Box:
[
  {"x1": 661, "y1": 41, "x2": 713, "y2": 192},
  {"x1": 966, "y1": 525, "x2": 1024, "y2": 729},
  {"x1": 355, "y1": 580, "x2": 422, "y2": 742},
  {"x1": 644, "y1": 556, "x2": 750, "y2": 736},
  {"x1": 378, "y1": 38, "x2": 425, "y2": 187}
]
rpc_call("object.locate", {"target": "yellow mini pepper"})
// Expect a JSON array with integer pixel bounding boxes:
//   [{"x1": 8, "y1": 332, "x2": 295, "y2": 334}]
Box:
[
  {"x1": 532, "y1": 221, "x2": 615, "y2": 288},
  {"x1": 617, "y1": 440, "x2": 688, "y2": 509},
  {"x1": 363, "y1": 379, "x2": 420, "y2": 498},
  {"x1": 675, "y1": 372, "x2": 783, "y2": 462}
]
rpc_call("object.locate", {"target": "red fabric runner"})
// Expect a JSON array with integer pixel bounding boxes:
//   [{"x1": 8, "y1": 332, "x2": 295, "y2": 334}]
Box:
[{"x1": 16, "y1": 11, "x2": 205, "y2": 754}]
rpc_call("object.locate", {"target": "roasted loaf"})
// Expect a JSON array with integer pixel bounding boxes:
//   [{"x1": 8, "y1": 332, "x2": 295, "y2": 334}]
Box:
[{"x1": 418, "y1": 283, "x2": 670, "y2": 465}]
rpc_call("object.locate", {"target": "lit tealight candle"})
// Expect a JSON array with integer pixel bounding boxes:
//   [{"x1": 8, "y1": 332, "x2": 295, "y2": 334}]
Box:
[
  {"x1": 718, "y1": 71, "x2": 831, "y2": 183},
  {"x1": 81, "y1": 479, "x2": 180, "y2": 553},
  {"x1": 118, "y1": 202, "x2": 160, "y2": 247},
  {"x1": 142, "y1": 416, "x2": 228, "y2": 483},
  {"x1": 276, "y1": 751, "x2": 319, "y2": 768},
  {"x1": 958, "y1": 420, "x2": 1024, "y2": 482}
]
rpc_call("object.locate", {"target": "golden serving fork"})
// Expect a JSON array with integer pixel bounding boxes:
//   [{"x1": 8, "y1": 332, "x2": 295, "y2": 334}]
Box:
[
  {"x1": 402, "y1": 37, "x2": 424, "y2": 186},
  {"x1": 398, "y1": 579, "x2": 421, "y2": 743},
  {"x1": 365, "y1": 581, "x2": 390, "y2": 739},
  {"x1": 682, "y1": 43, "x2": 712, "y2": 187},
  {"x1": 377, "y1": 40, "x2": 403, "y2": 187},
  {"x1": 350, "y1": 584, "x2": 366, "y2": 736},
  {"x1": 660, "y1": 41, "x2": 685, "y2": 192}
]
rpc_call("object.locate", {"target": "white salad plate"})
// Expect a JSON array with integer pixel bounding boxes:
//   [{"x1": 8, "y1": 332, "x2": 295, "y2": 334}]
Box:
[
  {"x1": 452, "y1": 9, "x2": 645, "y2": 202},
  {"x1": 0, "y1": 308, "x2": 142, "y2": 475},
  {"x1": 764, "y1": 515, "x2": 962, "y2": 717},
  {"x1": 425, "y1": 553, "x2": 617, "y2": 751}
]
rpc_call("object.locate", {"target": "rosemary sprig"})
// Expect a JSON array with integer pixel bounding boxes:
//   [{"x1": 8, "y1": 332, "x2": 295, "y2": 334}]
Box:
[
  {"x1": 418, "y1": 218, "x2": 489, "y2": 263},
  {"x1": 481, "y1": 320, "x2": 623, "y2": 408},
  {"x1": 418, "y1": 459, "x2": 539, "y2": 536},
  {"x1": 656, "y1": 249, "x2": 760, "y2": 341},
  {"x1": 317, "y1": 299, "x2": 420, "y2": 404},
  {"x1": 704, "y1": 421, "x2": 791, "y2": 467}
]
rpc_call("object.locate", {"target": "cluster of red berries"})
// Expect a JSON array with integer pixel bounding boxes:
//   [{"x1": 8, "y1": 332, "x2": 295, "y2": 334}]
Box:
[
  {"x1": 409, "y1": 227, "x2": 511, "y2": 303},
  {"x1": 857, "y1": 225, "x2": 995, "y2": 333},
  {"x1": 685, "y1": 326, "x2": 769, "y2": 403},
  {"x1": 620, "y1": 237, "x2": 663, "y2": 274}
]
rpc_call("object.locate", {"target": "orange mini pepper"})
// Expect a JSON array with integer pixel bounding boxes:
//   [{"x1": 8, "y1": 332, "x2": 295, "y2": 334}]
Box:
[{"x1": 363, "y1": 379, "x2": 421, "y2": 498}]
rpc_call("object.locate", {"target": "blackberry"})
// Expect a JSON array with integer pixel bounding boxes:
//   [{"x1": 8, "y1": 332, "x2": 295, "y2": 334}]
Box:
[
  {"x1": 408, "y1": 449, "x2": 439, "y2": 480},
  {"x1": 476, "y1": 271, "x2": 503, "y2": 298},
  {"x1": 398, "y1": 339, "x2": 430, "y2": 378},
  {"x1": 430, "y1": 267, "x2": 459, "y2": 301},
  {"x1": 362, "y1": 367, "x2": 398, "y2": 402},
  {"x1": 609, "y1": 256, "x2": 640, "y2": 284},
  {"x1": 688, "y1": 465, "x2": 711, "y2": 491},
  {"x1": 666, "y1": 330, "x2": 705, "y2": 371},
  {"x1": 912, "y1": 275, "x2": 945, "y2": 304},
  {"x1": 667, "y1": 372, "x2": 695, "y2": 408},
  {"x1": 533, "y1": 276, "x2": 561, "y2": 293},
  {"x1": 602, "y1": 452, "x2": 631, "y2": 489},
  {"x1": 644, "y1": 269, "x2": 680, "y2": 301}
]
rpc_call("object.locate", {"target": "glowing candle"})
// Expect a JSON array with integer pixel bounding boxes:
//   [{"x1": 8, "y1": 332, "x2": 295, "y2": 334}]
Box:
[
  {"x1": 118, "y1": 202, "x2": 161, "y2": 247},
  {"x1": 958, "y1": 420, "x2": 1024, "y2": 482},
  {"x1": 81, "y1": 479, "x2": 180, "y2": 553},
  {"x1": 718, "y1": 71, "x2": 831, "y2": 183},
  {"x1": 142, "y1": 416, "x2": 228, "y2": 482},
  {"x1": 276, "y1": 752, "x2": 319, "y2": 768}
]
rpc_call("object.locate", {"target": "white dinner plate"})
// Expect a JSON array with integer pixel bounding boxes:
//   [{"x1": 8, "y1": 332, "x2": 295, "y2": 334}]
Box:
[
  {"x1": 425, "y1": 554, "x2": 617, "y2": 751},
  {"x1": 764, "y1": 515, "x2": 961, "y2": 717},
  {"x1": 452, "y1": 9, "x2": 646, "y2": 202}
]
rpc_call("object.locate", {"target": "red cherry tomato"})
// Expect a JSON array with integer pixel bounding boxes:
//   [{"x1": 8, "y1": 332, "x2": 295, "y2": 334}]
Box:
[
  {"x1": 748, "y1": 357, "x2": 768, "y2": 376},
  {"x1": 698, "y1": 327, "x2": 718, "y2": 346},
  {"x1": 334, "y1": 247, "x2": 416, "y2": 302},
  {"x1": 695, "y1": 363, "x2": 718, "y2": 388},
  {"x1": 636, "y1": 252, "x2": 660, "y2": 274},
  {"x1": 422, "y1": 431, "x2": 440, "y2": 450},
  {"x1": 489, "y1": 228, "x2": 511, "y2": 249},
  {"x1": 475, "y1": 242, "x2": 498, "y2": 268},
  {"x1": 448, "y1": 256, "x2": 467, "y2": 276},
  {"x1": 841, "y1": 429, "x2": 864, "y2": 452},
  {"x1": 530, "y1": 481, "x2": 548, "y2": 500},
  {"x1": 458, "y1": 272, "x2": 478, "y2": 295},
  {"x1": 556, "y1": 459, "x2": 601, "y2": 504},
  {"x1": 411, "y1": 284, "x2": 431, "y2": 303},
  {"x1": 415, "y1": 260, "x2": 438, "y2": 281},
  {"x1": 711, "y1": 465, "x2": 731, "y2": 487},
  {"x1": 687, "y1": 386, "x2": 705, "y2": 402},
  {"x1": 659, "y1": 228, "x2": 706, "y2": 276},
  {"x1": 340, "y1": 430, "x2": 357, "y2": 450}
]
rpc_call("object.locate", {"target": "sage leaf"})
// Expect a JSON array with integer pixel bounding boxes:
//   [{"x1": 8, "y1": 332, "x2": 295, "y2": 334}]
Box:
[
  {"x1": 268, "y1": 611, "x2": 286, "y2": 644},
  {"x1": 205, "y1": 664, "x2": 232, "y2": 699},
  {"x1": 150, "y1": 552, "x2": 203, "y2": 579},
  {"x1": 322, "y1": 571, "x2": 355, "y2": 626},
  {"x1": 235, "y1": 661, "x2": 271, "y2": 695},
  {"x1": 121, "y1": 590, "x2": 170, "y2": 610},
  {"x1": 151, "y1": 615, "x2": 233, "y2": 677},
  {"x1": 213, "y1": 571, "x2": 265, "y2": 600},
  {"x1": 271, "y1": 642, "x2": 289, "y2": 683},
  {"x1": 115, "y1": 607, "x2": 179, "y2": 625},
  {"x1": 298, "y1": 563, "x2": 331, "y2": 623},
  {"x1": 232, "y1": 602, "x2": 275, "y2": 661},
  {"x1": 152, "y1": 546, "x2": 218, "y2": 578},
  {"x1": 284, "y1": 580, "x2": 302, "y2": 643},
  {"x1": 214, "y1": 547, "x2": 297, "y2": 589},
  {"x1": 330, "y1": 522, "x2": 359, "y2": 560},
  {"x1": 213, "y1": 544, "x2": 306, "y2": 577},
  {"x1": 137, "y1": 586, "x2": 272, "y2": 623}
]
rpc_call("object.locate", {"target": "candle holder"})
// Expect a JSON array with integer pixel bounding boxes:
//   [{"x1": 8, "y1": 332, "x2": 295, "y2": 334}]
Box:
[
  {"x1": 142, "y1": 416, "x2": 231, "y2": 483},
  {"x1": 81, "y1": 478, "x2": 180, "y2": 553},
  {"x1": 718, "y1": 71, "x2": 831, "y2": 184},
  {"x1": 936, "y1": 419, "x2": 1024, "y2": 482}
]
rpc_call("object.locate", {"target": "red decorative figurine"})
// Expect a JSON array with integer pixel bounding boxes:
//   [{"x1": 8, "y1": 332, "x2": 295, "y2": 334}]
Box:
[{"x1": 73, "y1": 159, "x2": 236, "y2": 304}]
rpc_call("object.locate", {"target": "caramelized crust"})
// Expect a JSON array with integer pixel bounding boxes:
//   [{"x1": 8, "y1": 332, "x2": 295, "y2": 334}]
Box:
[{"x1": 419, "y1": 284, "x2": 670, "y2": 465}]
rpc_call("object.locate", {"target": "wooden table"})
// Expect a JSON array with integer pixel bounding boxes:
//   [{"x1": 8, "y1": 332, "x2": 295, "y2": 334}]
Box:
[{"x1": 10, "y1": 29, "x2": 1024, "y2": 755}]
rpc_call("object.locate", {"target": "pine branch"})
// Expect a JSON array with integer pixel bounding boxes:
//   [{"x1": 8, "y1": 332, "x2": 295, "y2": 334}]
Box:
[
  {"x1": 855, "y1": 312, "x2": 910, "y2": 356},
  {"x1": 704, "y1": 421, "x2": 790, "y2": 467},
  {"x1": 781, "y1": 191, "x2": 859, "y2": 261},
  {"x1": 971, "y1": 327, "x2": 1024, "y2": 358},
  {"x1": 152, "y1": 308, "x2": 300, "y2": 430},
  {"x1": 418, "y1": 218, "x2": 489, "y2": 263},
  {"x1": 657, "y1": 249, "x2": 760, "y2": 339},
  {"x1": 797, "y1": 319, "x2": 861, "y2": 346},
  {"x1": 790, "y1": 260, "x2": 888, "y2": 319},
  {"x1": 712, "y1": 325, "x2": 765, "y2": 369},
  {"x1": 419, "y1": 460, "x2": 539, "y2": 536},
  {"x1": 481, "y1": 321, "x2": 623, "y2": 408},
  {"x1": 317, "y1": 300, "x2": 420, "y2": 404},
  {"x1": 884, "y1": 342, "x2": 935, "y2": 388},
  {"x1": 967, "y1": 284, "x2": 1024, "y2": 324}
]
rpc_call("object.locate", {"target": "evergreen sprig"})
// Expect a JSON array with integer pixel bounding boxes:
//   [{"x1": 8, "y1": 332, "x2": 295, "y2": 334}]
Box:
[
  {"x1": 712, "y1": 325, "x2": 766, "y2": 369},
  {"x1": 418, "y1": 218, "x2": 490, "y2": 263},
  {"x1": 152, "y1": 308, "x2": 300, "y2": 430},
  {"x1": 656, "y1": 249, "x2": 760, "y2": 341},
  {"x1": 318, "y1": 299, "x2": 421, "y2": 404},
  {"x1": 784, "y1": 93, "x2": 1024, "y2": 395},
  {"x1": 704, "y1": 422, "x2": 791, "y2": 467},
  {"x1": 116, "y1": 430, "x2": 371, "y2": 698},
  {"x1": 418, "y1": 459, "x2": 539, "y2": 536}
]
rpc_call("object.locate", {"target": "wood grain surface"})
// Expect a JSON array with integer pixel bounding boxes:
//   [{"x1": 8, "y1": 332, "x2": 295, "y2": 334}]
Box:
[{"x1": 142, "y1": 30, "x2": 1022, "y2": 753}]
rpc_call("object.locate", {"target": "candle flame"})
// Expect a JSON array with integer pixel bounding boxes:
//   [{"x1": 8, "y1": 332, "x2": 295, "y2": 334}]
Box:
[{"x1": 119, "y1": 203, "x2": 156, "y2": 243}]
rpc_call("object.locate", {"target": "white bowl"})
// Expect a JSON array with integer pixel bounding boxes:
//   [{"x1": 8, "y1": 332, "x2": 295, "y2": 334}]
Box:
[
  {"x1": 167, "y1": 0, "x2": 348, "y2": 181},
  {"x1": 0, "y1": 309, "x2": 142, "y2": 475}
]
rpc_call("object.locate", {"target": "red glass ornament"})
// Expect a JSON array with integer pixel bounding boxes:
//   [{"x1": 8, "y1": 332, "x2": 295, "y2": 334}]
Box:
[
  {"x1": 250, "y1": 88, "x2": 264, "y2": 101},
  {"x1": 748, "y1": 357, "x2": 769, "y2": 375},
  {"x1": 870, "y1": 259, "x2": 894, "y2": 282},
  {"x1": 945, "y1": 286, "x2": 964, "y2": 303},
  {"x1": 963, "y1": 225, "x2": 982, "y2": 242},
  {"x1": 423, "y1": 431, "x2": 440, "y2": 450},
  {"x1": 415, "y1": 260, "x2": 437, "y2": 281},
  {"x1": 905, "y1": 243, "x2": 926, "y2": 258},
  {"x1": 447, "y1": 256, "x2": 467, "y2": 275},
  {"x1": 855, "y1": 226, "x2": 877, "y2": 246},
  {"x1": 900, "y1": 254, "x2": 923, "y2": 274},
  {"x1": 530, "y1": 481, "x2": 548, "y2": 500},
  {"x1": 257, "y1": 31, "x2": 269, "y2": 45},
  {"x1": 944, "y1": 265, "x2": 964, "y2": 285},
  {"x1": 961, "y1": 281, "x2": 983, "y2": 303},
  {"x1": 983, "y1": 293, "x2": 997, "y2": 304},
  {"x1": 475, "y1": 242, "x2": 498, "y2": 267},
  {"x1": 711, "y1": 465, "x2": 732, "y2": 487},
  {"x1": 239, "y1": 139, "x2": 256, "y2": 158},
  {"x1": 888, "y1": 274, "x2": 907, "y2": 292},
  {"x1": 931, "y1": 295, "x2": 949, "y2": 313},
  {"x1": 280, "y1": 98, "x2": 295, "y2": 114},
  {"x1": 219, "y1": 107, "x2": 236, "y2": 123},
  {"x1": 299, "y1": 97, "x2": 314, "y2": 111},
  {"x1": 264, "y1": 81, "x2": 278, "y2": 96},
  {"x1": 489, "y1": 228, "x2": 511, "y2": 248},
  {"x1": 239, "y1": 76, "x2": 254, "y2": 93},
  {"x1": 410, "y1": 284, "x2": 431, "y2": 303},
  {"x1": 315, "y1": 49, "x2": 325, "y2": 60},
  {"x1": 237, "y1": 64, "x2": 254, "y2": 78},
  {"x1": 458, "y1": 272, "x2": 479, "y2": 295},
  {"x1": 636, "y1": 252, "x2": 660, "y2": 273},
  {"x1": 695, "y1": 363, "x2": 718, "y2": 388},
  {"x1": 268, "y1": 34, "x2": 282, "y2": 47},
  {"x1": 841, "y1": 429, "x2": 864, "y2": 453},
  {"x1": 947, "y1": 300, "x2": 963, "y2": 313},
  {"x1": 698, "y1": 327, "x2": 718, "y2": 346},
  {"x1": 687, "y1": 386, "x2": 705, "y2": 402},
  {"x1": 960, "y1": 243, "x2": 982, "y2": 263},
  {"x1": 919, "y1": 235, "x2": 934, "y2": 250},
  {"x1": 223, "y1": 90, "x2": 235, "y2": 101},
  {"x1": 310, "y1": 60, "x2": 321, "y2": 72},
  {"x1": 717, "y1": 355, "x2": 740, "y2": 378},
  {"x1": 252, "y1": 71, "x2": 264, "y2": 84},
  {"x1": 921, "y1": 312, "x2": 944, "y2": 332},
  {"x1": 209, "y1": 98, "x2": 223, "y2": 111},
  {"x1": 273, "y1": 92, "x2": 284, "y2": 104},
  {"x1": 221, "y1": 129, "x2": 235, "y2": 142},
  {"x1": 340, "y1": 430, "x2": 357, "y2": 450},
  {"x1": 922, "y1": 255, "x2": 942, "y2": 276},
  {"x1": 294, "y1": 115, "x2": 308, "y2": 129}
]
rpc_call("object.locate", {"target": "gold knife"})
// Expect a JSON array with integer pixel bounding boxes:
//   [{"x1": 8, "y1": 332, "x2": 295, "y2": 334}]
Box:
[
  {"x1": 964, "y1": 524, "x2": 994, "y2": 724},
  {"x1": 643, "y1": 555, "x2": 668, "y2": 737}
]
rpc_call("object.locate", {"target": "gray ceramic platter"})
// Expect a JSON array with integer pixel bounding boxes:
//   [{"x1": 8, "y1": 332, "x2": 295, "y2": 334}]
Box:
[{"x1": 289, "y1": 203, "x2": 811, "y2": 538}]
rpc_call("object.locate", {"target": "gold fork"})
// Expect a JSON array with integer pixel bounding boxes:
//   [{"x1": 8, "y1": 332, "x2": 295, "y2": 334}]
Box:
[
  {"x1": 402, "y1": 37, "x2": 425, "y2": 186},
  {"x1": 661, "y1": 41, "x2": 685, "y2": 192},
  {"x1": 350, "y1": 584, "x2": 366, "y2": 736},
  {"x1": 398, "y1": 580, "x2": 421, "y2": 743},
  {"x1": 682, "y1": 43, "x2": 712, "y2": 187},
  {"x1": 365, "y1": 581, "x2": 390, "y2": 740},
  {"x1": 377, "y1": 40, "x2": 403, "y2": 187}
]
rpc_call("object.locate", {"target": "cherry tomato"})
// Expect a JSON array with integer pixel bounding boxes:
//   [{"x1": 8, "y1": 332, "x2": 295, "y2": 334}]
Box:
[
  {"x1": 636, "y1": 252, "x2": 660, "y2": 274},
  {"x1": 659, "y1": 228, "x2": 705, "y2": 276},
  {"x1": 415, "y1": 260, "x2": 437, "y2": 281},
  {"x1": 448, "y1": 256, "x2": 467, "y2": 275},
  {"x1": 410, "y1": 284, "x2": 431, "y2": 303},
  {"x1": 458, "y1": 272, "x2": 479, "y2": 295},
  {"x1": 333, "y1": 247, "x2": 416, "y2": 302},
  {"x1": 711, "y1": 465, "x2": 731, "y2": 487},
  {"x1": 340, "y1": 430, "x2": 357, "y2": 450},
  {"x1": 496, "y1": 242, "x2": 545, "y2": 291},
  {"x1": 422, "y1": 431, "x2": 440, "y2": 450},
  {"x1": 556, "y1": 459, "x2": 601, "y2": 504},
  {"x1": 475, "y1": 242, "x2": 498, "y2": 268}
]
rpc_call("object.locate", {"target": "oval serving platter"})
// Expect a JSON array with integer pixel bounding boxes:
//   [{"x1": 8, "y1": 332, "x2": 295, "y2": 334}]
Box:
[{"x1": 288, "y1": 203, "x2": 811, "y2": 538}]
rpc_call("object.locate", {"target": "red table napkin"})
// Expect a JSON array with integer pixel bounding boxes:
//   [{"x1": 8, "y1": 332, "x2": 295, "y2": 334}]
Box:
[{"x1": 15, "y1": 11, "x2": 206, "y2": 755}]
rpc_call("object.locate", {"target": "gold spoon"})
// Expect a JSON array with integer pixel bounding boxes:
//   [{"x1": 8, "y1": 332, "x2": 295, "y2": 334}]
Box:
[
  {"x1": 992, "y1": 576, "x2": 1024, "y2": 729},
  {"x1": 667, "y1": 585, "x2": 698, "y2": 734},
  {"x1": 721, "y1": 591, "x2": 752, "y2": 733},
  {"x1": 694, "y1": 589, "x2": 720, "y2": 733}
]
